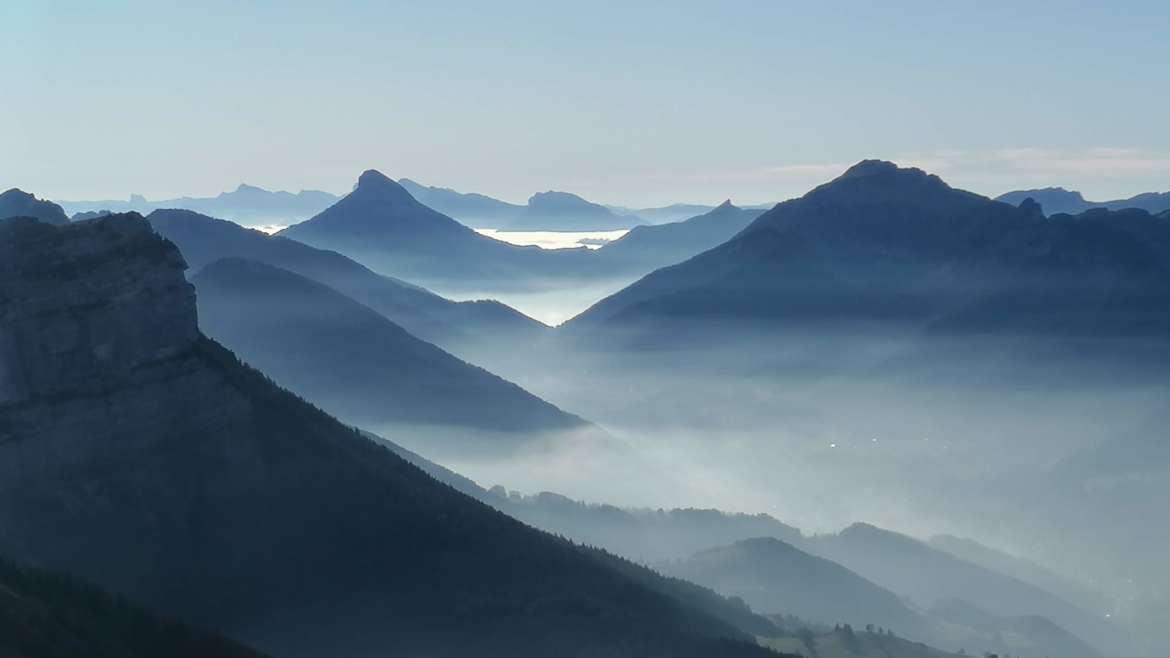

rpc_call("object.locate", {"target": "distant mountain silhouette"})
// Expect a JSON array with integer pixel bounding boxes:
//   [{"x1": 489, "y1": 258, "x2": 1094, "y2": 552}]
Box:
[
  {"x1": 72, "y1": 209, "x2": 112, "y2": 221},
  {"x1": 58, "y1": 184, "x2": 340, "y2": 225},
  {"x1": 615, "y1": 203, "x2": 718, "y2": 225},
  {"x1": 929, "y1": 535, "x2": 1105, "y2": 614},
  {"x1": 599, "y1": 200, "x2": 765, "y2": 270},
  {"x1": 505, "y1": 191, "x2": 646, "y2": 231},
  {"x1": 566, "y1": 160, "x2": 1170, "y2": 346},
  {"x1": 0, "y1": 556, "x2": 266, "y2": 658},
  {"x1": 0, "y1": 213, "x2": 779, "y2": 658},
  {"x1": 486, "y1": 489, "x2": 802, "y2": 564},
  {"x1": 279, "y1": 170, "x2": 598, "y2": 292},
  {"x1": 804, "y1": 523, "x2": 1117, "y2": 655},
  {"x1": 146, "y1": 208, "x2": 547, "y2": 357},
  {"x1": 668, "y1": 537, "x2": 924, "y2": 634},
  {"x1": 193, "y1": 257, "x2": 586, "y2": 437},
  {"x1": 929, "y1": 598, "x2": 1103, "y2": 658},
  {"x1": 0, "y1": 188, "x2": 68, "y2": 225},
  {"x1": 997, "y1": 186, "x2": 1170, "y2": 216},
  {"x1": 398, "y1": 178, "x2": 523, "y2": 228}
]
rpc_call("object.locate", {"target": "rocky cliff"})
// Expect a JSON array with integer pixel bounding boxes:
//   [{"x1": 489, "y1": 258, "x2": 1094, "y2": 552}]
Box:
[{"x1": 0, "y1": 214, "x2": 198, "y2": 404}]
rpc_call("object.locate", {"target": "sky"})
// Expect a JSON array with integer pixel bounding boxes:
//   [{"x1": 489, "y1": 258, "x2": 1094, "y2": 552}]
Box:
[{"x1": 3, "y1": 0, "x2": 1169, "y2": 206}]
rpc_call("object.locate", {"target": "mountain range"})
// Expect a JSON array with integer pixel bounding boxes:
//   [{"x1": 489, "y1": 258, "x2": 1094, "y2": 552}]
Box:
[
  {"x1": 145, "y1": 208, "x2": 547, "y2": 358},
  {"x1": 279, "y1": 170, "x2": 601, "y2": 292},
  {"x1": 398, "y1": 178, "x2": 524, "y2": 228},
  {"x1": 805, "y1": 523, "x2": 1118, "y2": 654},
  {"x1": 193, "y1": 257, "x2": 587, "y2": 441},
  {"x1": 996, "y1": 187, "x2": 1170, "y2": 216},
  {"x1": 57, "y1": 184, "x2": 340, "y2": 225},
  {"x1": 0, "y1": 212, "x2": 782, "y2": 658},
  {"x1": 566, "y1": 160, "x2": 1170, "y2": 351},
  {"x1": 667, "y1": 537, "x2": 924, "y2": 635}
]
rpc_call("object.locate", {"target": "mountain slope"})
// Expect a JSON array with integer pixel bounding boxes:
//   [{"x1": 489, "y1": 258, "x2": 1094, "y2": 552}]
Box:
[
  {"x1": 0, "y1": 189, "x2": 68, "y2": 225},
  {"x1": 507, "y1": 191, "x2": 646, "y2": 231},
  {"x1": 804, "y1": 524, "x2": 1117, "y2": 654},
  {"x1": 279, "y1": 170, "x2": 598, "y2": 292},
  {"x1": 146, "y1": 208, "x2": 547, "y2": 353},
  {"x1": 398, "y1": 178, "x2": 523, "y2": 228},
  {"x1": 0, "y1": 557, "x2": 267, "y2": 658},
  {"x1": 566, "y1": 160, "x2": 1170, "y2": 345},
  {"x1": 0, "y1": 213, "x2": 778, "y2": 658},
  {"x1": 928, "y1": 535, "x2": 1105, "y2": 614},
  {"x1": 666, "y1": 537, "x2": 925, "y2": 635},
  {"x1": 599, "y1": 200, "x2": 764, "y2": 270},
  {"x1": 192, "y1": 257, "x2": 585, "y2": 437}
]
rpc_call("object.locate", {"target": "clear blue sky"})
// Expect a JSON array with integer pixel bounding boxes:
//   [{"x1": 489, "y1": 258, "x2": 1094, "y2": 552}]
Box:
[{"x1": 3, "y1": 1, "x2": 1168, "y2": 206}]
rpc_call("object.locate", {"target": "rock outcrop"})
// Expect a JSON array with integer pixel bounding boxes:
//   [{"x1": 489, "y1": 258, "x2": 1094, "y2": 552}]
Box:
[
  {"x1": 0, "y1": 188, "x2": 69, "y2": 225},
  {"x1": 0, "y1": 214, "x2": 198, "y2": 404}
]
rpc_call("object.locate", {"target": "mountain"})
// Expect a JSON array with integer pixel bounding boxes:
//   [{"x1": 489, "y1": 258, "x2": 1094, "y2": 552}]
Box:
[
  {"x1": 0, "y1": 213, "x2": 779, "y2": 658},
  {"x1": 506, "y1": 191, "x2": 647, "y2": 231},
  {"x1": 995, "y1": 187, "x2": 1093, "y2": 215},
  {"x1": 58, "y1": 184, "x2": 340, "y2": 226},
  {"x1": 929, "y1": 598, "x2": 1103, "y2": 658},
  {"x1": 599, "y1": 200, "x2": 765, "y2": 270},
  {"x1": 928, "y1": 535, "x2": 1105, "y2": 614},
  {"x1": 761, "y1": 625, "x2": 962, "y2": 658},
  {"x1": 145, "y1": 208, "x2": 547, "y2": 357},
  {"x1": 566, "y1": 160, "x2": 1170, "y2": 347},
  {"x1": 617, "y1": 203, "x2": 718, "y2": 225},
  {"x1": 398, "y1": 178, "x2": 523, "y2": 228},
  {"x1": 0, "y1": 556, "x2": 267, "y2": 658},
  {"x1": 997, "y1": 187, "x2": 1170, "y2": 216},
  {"x1": 279, "y1": 170, "x2": 598, "y2": 292},
  {"x1": 666, "y1": 538, "x2": 925, "y2": 635},
  {"x1": 192, "y1": 257, "x2": 586, "y2": 439},
  {"x1": 487, "y1": 489, "x2": 802, "y2": 564},
  {"x1": 804, "y1": 523, "x2": 1117, "y2": 654},
  {"x1": 0, "y1": 188, "x2": 68, "y2": 225}
]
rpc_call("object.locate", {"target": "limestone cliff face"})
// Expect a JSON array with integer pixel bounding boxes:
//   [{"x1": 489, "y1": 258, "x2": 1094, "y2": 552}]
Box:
[
  {"x1": 0, "y1": 214, "x2": 239, "y2": 491},
  {"x1": 0, "y1": 214, "x2": 199, "y2": 404}
]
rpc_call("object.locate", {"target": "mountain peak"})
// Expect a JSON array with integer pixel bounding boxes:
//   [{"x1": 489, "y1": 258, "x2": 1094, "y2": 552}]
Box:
[
  {"x1": 803, "y1": 159, "x2": 956, "y2": 205},
  {"x1": 839, "y1": 159, "x2": 901, "y2": 179},
  {"x1": 714, "y1": 199, "x2": 737, "y2": 211},
  {"x1": 358, "y1": 168, "x2": 394, "y2": 188},
  {"x1": 352, "y1": 169, "x2": 418, "y2": 203},
  {"x1": 0, "y1": 188, "x2": 70, "y2": 225},
  {"x1": 528, "y1": 190, "x2": 593, "y2": 207}
]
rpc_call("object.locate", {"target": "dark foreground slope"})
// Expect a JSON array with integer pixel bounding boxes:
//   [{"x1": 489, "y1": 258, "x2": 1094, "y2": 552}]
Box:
[
  {"x1": 193, "y1": 257, "x2": 585, "y2": 438},
  {"x1": 0, "y1": 557, "x2": 266, "y2": 658},
  {"x1": 0, "y1": 214, "x2": 778, "y2": 658}
]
